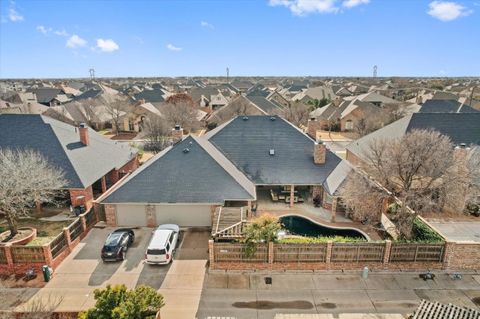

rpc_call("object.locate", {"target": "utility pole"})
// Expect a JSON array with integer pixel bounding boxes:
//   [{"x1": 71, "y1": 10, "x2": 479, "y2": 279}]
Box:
[
  {"x1": 226, "y1": 67, "x2": 229, "y2": 83},
  {"x1": 89, "y1": 68, "x2": 95, "y2": 81},
  {"x1": 373, "y1": 65, "x2": 378, "y2": 78}
]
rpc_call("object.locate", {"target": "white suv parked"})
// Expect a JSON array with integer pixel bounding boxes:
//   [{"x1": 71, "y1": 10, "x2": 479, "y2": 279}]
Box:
[{"x1": 145, "y1": 224, "x2": 179, "y2": 265}]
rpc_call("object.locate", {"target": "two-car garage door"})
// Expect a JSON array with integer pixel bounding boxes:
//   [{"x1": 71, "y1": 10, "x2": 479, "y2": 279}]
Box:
[{"x1": 115, "y1": 204, "x2": 212, "y2": 227}]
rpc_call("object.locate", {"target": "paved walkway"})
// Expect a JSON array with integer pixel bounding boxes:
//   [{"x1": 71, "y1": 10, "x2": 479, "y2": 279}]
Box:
[{"x1": 197, "y1": 272, "x2": 480, "y2": 319}]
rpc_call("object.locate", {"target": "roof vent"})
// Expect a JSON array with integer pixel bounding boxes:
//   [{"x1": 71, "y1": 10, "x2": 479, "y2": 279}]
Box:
[
  {"x1": 183, "y1": 148, "x2": 190, "y2": 153},
  {"x1": 270, "y1": 116, "x2": 276, "y2": 121},
  {"x1": 459, "y1": 143, "x2": 467, "y2": 148},
  {"x1": 269, "y1": 149, "x2": 275, "y2": 156},
  {"x1": 242, "y1": 116, "x2": 249, "y2": 121}
]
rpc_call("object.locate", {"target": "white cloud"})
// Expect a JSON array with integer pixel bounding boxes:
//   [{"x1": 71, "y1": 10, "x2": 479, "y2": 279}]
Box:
[
  {"x1": 269, "y1": 0, "x2": 369, "y2": 15},
  {"x1": 36, "y1": 25, "x2": 49, "y2": 34},
  {"x1": 8, "y1": 7, "x2": 24, "y2": 22},
  {"x1": 200, "y1": 21, "x2": 214, "y2": 29},
  {"x1": 54, "y1": 29, "x2": 69, "y2": 37},
  {"x1": 342, "y1": 0, "x2": 369, "y2": 8},
  {"x1": 66, "y1": 34, "x2": 87, "y2": 48},
  {"x1": 269, "y1": 0, "x2": 338, "y2": 15},
  {"x1": 96, "y1": 38, "x2": 119, "y2": 52},
  {"x1": 166, "y1": 43, "x2": 182, "y2": 51},
  {"x1": 427, "y1": 1, "x2": 472, "y2": 21}
]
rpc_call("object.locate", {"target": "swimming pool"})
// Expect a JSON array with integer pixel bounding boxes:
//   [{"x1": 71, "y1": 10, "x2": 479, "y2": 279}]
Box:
[{"x1": 280, "y1": 215, "x2": 367, "y2": 239}]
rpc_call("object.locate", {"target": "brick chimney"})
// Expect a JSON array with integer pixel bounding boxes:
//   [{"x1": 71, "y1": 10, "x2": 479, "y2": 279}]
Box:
[
  {"x1": 314, "y1": 141, "x2": 326, "y2": 164},
  {"x1": 79, "y1": 123, "x2": 89, "y2": 146},
  {"x1": 171, "y1": 125, "x2": 184, "y2": 143},
  {"x1": 333, "y1": 97, "x2": 342, "y2": 107}
]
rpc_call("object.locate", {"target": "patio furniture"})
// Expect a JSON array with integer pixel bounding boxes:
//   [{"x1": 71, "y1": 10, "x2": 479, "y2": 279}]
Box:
[
  {"x1": 285, "y1": 196, "x2": 299, "y2": 203},
  {"x1": 270, "y1": 189, "x2": 279, "y2": 201}
]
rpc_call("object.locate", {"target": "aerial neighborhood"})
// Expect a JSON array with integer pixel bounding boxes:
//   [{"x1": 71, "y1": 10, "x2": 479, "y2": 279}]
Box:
[{"x1": 1, "y1": 75, "x2": 479, "y2": 318}]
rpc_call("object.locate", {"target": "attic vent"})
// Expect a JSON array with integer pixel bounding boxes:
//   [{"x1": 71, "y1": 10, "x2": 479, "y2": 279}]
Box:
[
  {"x1": 270, "y1": 116, "x2": 276, "y2": 121},
  {"x1": 269, "y1": 149, "x2": 275, "y2": 156},
  {"x1": 183, "y1": 148, "x2": 190, "y2": 153},
  {"x1": 242, "y1": 116, "x2": 249, "y2": 121}
]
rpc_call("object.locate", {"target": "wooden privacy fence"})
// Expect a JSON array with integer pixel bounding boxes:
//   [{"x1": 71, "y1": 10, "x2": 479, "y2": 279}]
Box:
[
  {"x1": 214, "y1": 243, "x2": 268, "y2": 263},
  {"x1": 209, "y1": 240, "x2": 455, "y2": 270},
  {"x1": 331, "y1": 243, "x2": 385, "y2": 263},
  {"x1": 274, "y1": 244, "x2": 327, "y2": 263},
  {"x1": 389, "y1": 243, "x2": 444, "y2": 262},
  {"x1": 49, "y1": 232, "x2": 68, "y2": 259}
]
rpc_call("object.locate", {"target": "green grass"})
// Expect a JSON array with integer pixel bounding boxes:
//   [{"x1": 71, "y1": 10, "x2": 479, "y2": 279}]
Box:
[{"x1": 26, "y1": 237, "x2": 55, "y2": 246}]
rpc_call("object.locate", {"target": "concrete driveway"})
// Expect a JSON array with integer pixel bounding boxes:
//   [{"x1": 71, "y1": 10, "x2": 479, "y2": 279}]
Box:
[
  {"x1": 15, "y1": 227, "x2": 209, "y2": 317},
  {"x1": 427, "y1": 221, "x2": 480, "y2": 242}
]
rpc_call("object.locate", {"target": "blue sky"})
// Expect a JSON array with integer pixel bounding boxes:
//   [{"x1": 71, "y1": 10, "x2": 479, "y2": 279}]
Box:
[{"x1": 0, "y1": 0, "x2": 479, "y2": 78}]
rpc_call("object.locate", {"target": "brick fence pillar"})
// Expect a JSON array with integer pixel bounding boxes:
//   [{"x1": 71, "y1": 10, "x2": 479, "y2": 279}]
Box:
[
  {"x1": 3, "y1": 244, "x2": 14, "y2": 272},
  {"x1": 105, "y1": 204, "x2": 117, "y2": 226},
  {"x1": 42, "y1": 244, "x2": 53, "y2": 267},
  {"x1": 146, "y1": 205, "x2": 157, "y2": 227},
  {"x1": 63, "y1": 227, "x2": 73, "y2": 252},
  {"x1": 383, "y1": 240, "x2": 392, "y2": 266},
  {"x1": 326, "y1": 241, "x2": 333, "y2": 268},
  {"x1": 80, "y1": 215, "x2": 87, "y2": 232},
  {"x1": 442, "y1": 241, "x2": 456, "y2": 270},
  {"x1": 208, "y1": 240, "x2": 215, "y2": 269},
  {"x1": 268, "y1": 241, "x2": 274, "y2": 264}
]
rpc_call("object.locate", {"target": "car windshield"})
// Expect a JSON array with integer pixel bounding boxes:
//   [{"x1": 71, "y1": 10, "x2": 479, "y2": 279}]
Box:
[
  {"x1": 105, "y1": 233, "x2": 122, "y2": 246},
  {"x1": 147, "y1": 249, "x2": 166, "y2": 255}
]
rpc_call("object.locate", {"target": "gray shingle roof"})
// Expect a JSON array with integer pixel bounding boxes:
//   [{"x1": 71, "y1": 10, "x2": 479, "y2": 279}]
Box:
[
  {"x1": 246, "y1": 96, "x2": 283, "y2": 114},
  {"x1": 208, "y1": 115, "x2": 342, "y2": 185},
  {"x1": 323, "y1": 160, "x2": 353, "y2": 196},
  {"x1": 0, "y1": 114, "x2": 137, "y2": 189},
  {"x1": 419, "y1": 99, "x2": 479, "y2": 113},
  {"x1": 102, "y1": 135, "x2": 255, "y2": 204},
  {"x1": 347, "y1": 113, "x2": 480, "y2": 157}
]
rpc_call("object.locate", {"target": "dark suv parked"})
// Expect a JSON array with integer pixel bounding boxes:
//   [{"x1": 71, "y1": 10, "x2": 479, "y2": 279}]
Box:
[{"x1": 101, "y1": 229, "x2": 135, "y2": 262}]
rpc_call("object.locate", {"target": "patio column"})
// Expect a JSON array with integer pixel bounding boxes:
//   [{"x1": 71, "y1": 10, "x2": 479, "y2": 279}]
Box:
[
  {"x1": 331, "y1": 196, "x2": 338, "y2": 222},
  {"x1": 101, "y1": 176, "x2": 107, "y2": 193},
  {"x1": 289, "y1": 185, "x2": 295, "y2": 207}
]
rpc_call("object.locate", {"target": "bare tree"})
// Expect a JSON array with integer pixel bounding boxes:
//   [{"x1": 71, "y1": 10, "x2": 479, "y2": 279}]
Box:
[
  {"x1": 283, "y1": 101, "x2": 310, "y2": 127},
  {"x1": 342, "y1": 171, "x2": 388, "y2": 223},
  {"x1": 162, "y1": 101, "x2": 201, "y2": 132},
  {"x1": 104, "y1": 97, "x2": 132, "y2": 134},
  {"x1": 0, "y1": 149, "x2": 66, "y2": 238},
  {"x1": 142, "y1": 115, "x2": 171, "y2": 153},
  {"x1": 352, "y1": 129, "x2": 468, "y2": 238},
  {"x1": 17, "y1": 294, "x2": 64, "y2": 319}
]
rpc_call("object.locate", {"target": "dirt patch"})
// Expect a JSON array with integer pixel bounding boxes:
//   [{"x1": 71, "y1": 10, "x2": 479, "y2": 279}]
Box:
[
  {"x1": 232, "y1": 300, "x2": 313, "y2": 310},
  {"x1": 0, "y1": 228, "x2": 33, "y2": 243},
  {"x1": 318, "y1": 302, "x2": 337, "y2": 309}
]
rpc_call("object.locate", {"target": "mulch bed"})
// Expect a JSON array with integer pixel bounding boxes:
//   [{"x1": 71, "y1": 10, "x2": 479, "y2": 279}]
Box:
[{"x1": 0, "y1": 229, "x2": 33, "y2": 244}]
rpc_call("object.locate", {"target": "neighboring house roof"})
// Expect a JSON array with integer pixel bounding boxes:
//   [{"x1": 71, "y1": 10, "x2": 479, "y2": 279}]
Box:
[
  {"x1": 31, "y1": 88, "x2": 63, "y2": 104},
  {"x1": 323, "y1": 159, "x2": 353, "y2": 196},
  {"x1": 292, "y1": 86, "x2": 335, "y2": 102},
  {"x1": 74, "y1": 89, "x2": 103, "y2": 101},
  {"x1": 0, "y1": 114, "x2": 137, "y2": 189},
  {"x1": 356, "y1": 92, "x2": 399, "y2": 105},
  {"x1": 133, "y1": 89, "x2": 165, "y2": 103},
  {"x1": 245, "y1": 96, "x2": 283, "y2": 114},
  {"x1": 419, "y1": 99, "x2": 479, "y2": 113},
  {"x1": 102, "y1": 135, "x2": 255, "y2": 204},
  {"x1": 207, "y1": 115, "x2": 342, "y2": 185},
  {"x1": 431, "y1": 91, "x2": 458, "y2": 101},
  {"x1": 347, "y1": 113, "x2": 480, "y2": 158}
]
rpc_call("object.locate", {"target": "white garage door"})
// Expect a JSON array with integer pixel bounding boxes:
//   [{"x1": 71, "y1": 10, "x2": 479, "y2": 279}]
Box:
[
  {"x1": 116, "y1": 204, "x2": 147, "y2": 227},
  {"x1": 155, "y1": 205, "x2": 211, "y2": 227}
]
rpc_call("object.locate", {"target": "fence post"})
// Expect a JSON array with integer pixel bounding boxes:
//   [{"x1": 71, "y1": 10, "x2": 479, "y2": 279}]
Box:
[
  {"x1": 326, "y1": 241, "x2": 333, "y2": 267},
  {"x1": 268, "y1": 241, "x2": 274, "y2": 264},
  {"x1": 442, "y1": 241, "x2": 455, "y2": 270},
  {"x1": 383, "y1": 240, "x2": 392, "y2": 266},
  {"x1": 42, "y1": 244, "x2": 53, "y2": 267},
  {"x1": 208, "y1": 240, "x2": 215, "y2": 269},
  {"x1": 63, "y1": 227, "x2": 73, "y2": 252},
  {"x1": 80, "y1": 214, "x2": 87, "y2": 233},
  {"x1": 3, "y1": 244, "x2": 14, "y2": 273}
]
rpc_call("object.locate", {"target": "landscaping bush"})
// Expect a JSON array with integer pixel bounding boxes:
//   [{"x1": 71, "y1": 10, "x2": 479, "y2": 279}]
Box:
[
  {"x1": 243, "y1": 214, "x2": 281, "y2": 257},
  {"x1": 278, "y1": 236, "x2": 366, "y2": 244},
  {"x1": 464, "y1": 202, "x2": 480, "y2": 217},
  {"x1": 408, "y1": 218, "x2": 444, "y2": 243}
]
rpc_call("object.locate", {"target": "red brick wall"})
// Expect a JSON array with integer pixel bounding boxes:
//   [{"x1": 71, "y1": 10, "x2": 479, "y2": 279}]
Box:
[
  {"x1": 445, "y1": 242, "x2": 480, "y2": 270},
  {"x1": 110, "y1": 157, "x2": 139, "y2": 184},
  {"x1": 105, "y1": 204, "x2": 117, "y2": 226},
  {"x1": 69, "y1": 186, "x2": 94, "y2": 211}
]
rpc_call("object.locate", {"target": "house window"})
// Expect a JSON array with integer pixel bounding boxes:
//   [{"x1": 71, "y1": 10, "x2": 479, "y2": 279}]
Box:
[
  {"x1": 345, "y1": 120, "x2": 353, "y2": 131},
  {"x1": 128, "y1": 121, "x2": 135, "y2": 131}
]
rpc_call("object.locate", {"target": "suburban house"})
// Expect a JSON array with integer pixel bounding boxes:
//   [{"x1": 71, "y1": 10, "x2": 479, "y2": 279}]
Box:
[
  {"x1": 100, "y1": 115, "x2": 344, "y2": 227},
  {"x1": 418, "y1": 99, "x2": 479, "y2": 113},
  {"x1": 0, "y1": 114, "x2": 139, "y2": 211},
  {"x1": 291, "y1": 86, "x2": 336, "y2": 104}
]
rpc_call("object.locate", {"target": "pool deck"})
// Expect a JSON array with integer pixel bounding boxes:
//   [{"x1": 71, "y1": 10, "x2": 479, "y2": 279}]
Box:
[{"x1": 254, "y1": 201, "x2": 381, "y2": 241}]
